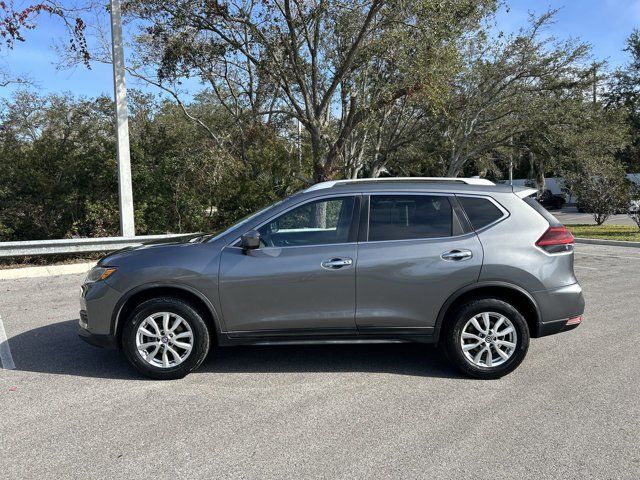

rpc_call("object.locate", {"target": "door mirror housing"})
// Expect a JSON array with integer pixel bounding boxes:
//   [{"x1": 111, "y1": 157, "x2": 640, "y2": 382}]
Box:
[{"x1": 241, "y1": 230, "x2": 261, "y2": 250}]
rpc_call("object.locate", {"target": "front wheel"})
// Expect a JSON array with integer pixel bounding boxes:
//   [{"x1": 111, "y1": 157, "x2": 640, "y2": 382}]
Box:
[
  {"x1": 444, "y1": 299, "x2": 530, "y2": 379},
  {"x1": 122, "y1": 297, "x2": 211, "y2": 380}
]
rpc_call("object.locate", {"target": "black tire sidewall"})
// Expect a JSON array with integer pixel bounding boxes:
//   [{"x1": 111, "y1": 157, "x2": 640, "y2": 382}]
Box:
[
  {"x1": 445, "y1": 299, "x2": 530, "y2": 379},
  {"x1": 122, "y1": 297, "x2": 210, "y2": 380}
]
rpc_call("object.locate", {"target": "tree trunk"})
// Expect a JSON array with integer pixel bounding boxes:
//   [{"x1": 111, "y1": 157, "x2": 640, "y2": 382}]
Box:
[
  {"x1": 312, "y1": 201, "x2": 328, "y2": 228},
  {"x1": 528, "y1": 152, "x2": 545, "y2": 191},
  {"x1": 531, "y1": 153, "x2": 544, "y2": 190},
  {"x1": 310, "y1": 127, "x2": 330, "y2": 183},
  {"x1": 446, "y1": 148, "x2": 464, "y2": 177},
  {"x1": 446, "y1": 162, "x2": 461, "y2": 177}
]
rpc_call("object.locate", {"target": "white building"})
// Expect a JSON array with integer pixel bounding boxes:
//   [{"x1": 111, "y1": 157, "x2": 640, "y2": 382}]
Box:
[{"x1": 499, "y1": 174, "x2": 640, "y2": 204}]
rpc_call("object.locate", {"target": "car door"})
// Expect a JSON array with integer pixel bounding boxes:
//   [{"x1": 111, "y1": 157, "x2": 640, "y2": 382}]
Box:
[
  {"x1": 219, "y1": 195, "x2": 360, "y2": 335},
  {"x1": 355, "y1": 193, "x2": 484, "y2": 333}
]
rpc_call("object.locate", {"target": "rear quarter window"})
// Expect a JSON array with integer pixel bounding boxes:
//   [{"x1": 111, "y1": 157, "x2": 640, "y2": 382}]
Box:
[
  {"x1": 457, "y1": 196, "x2": 504, "y2": 230},
  {"x1": 523, "y1": 196, "x2": 562, "y2": 226}
]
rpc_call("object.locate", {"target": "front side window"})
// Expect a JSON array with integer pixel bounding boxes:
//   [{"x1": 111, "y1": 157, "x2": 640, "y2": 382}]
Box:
[
  {"x1": 258, "y1": 197, "x2": 355, "y2": 247},
  {"x1": 368, "y1": 195, "x2": 452, "y2": 241}
]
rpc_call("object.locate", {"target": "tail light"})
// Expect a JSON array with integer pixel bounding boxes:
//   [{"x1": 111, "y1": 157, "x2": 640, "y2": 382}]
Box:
[
  {"x1": 536, "y1": 226, "x2": 574, "y2": 247},
  {"x1": 536, "y1": 225, "x2": 574, "y2": 253}
]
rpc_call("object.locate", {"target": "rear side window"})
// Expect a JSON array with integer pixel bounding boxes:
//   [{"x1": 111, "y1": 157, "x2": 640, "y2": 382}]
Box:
[
  {"x1": 458, "y1": 196, "x2": 504, "y2": 230},
  {"x1": 368, "y1": 195, "x2": 452, "y2": 241}
]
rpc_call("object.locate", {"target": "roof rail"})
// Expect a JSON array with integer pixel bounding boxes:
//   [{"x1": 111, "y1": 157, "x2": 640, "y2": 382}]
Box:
[{"x1": 304, "y1": 177, "x2": 495, "y2": 192}]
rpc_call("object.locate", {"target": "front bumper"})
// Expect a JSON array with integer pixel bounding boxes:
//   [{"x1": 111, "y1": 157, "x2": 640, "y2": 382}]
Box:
[
  {"x1": 78, "y1": 279, "x2": 122, "y2": 348},
  {"x1": 78, "y1": 325, "x2": 117, "y2": 349}
]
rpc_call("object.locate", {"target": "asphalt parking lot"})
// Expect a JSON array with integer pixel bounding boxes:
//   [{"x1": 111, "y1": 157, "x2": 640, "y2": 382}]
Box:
[{"x1": 1, "y1": 243, "x2": 639, "y2": 479}]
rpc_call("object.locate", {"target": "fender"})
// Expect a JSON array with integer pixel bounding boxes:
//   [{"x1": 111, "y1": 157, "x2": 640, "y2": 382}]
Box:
[
  {"x1": 110, "y1": 281, "x2": 223, "y2": 337},
  {"x1": 433, "y1": 280, "x2": 542, "y2": 338}
]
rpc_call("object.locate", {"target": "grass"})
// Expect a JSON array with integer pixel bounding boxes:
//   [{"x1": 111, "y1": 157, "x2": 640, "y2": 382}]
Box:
[{"x1": 566, "y1": 224, "x2": 640, "y2": 242}]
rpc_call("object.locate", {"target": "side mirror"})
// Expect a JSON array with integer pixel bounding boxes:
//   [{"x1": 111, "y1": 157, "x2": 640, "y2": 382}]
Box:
[{"x1": 241, "y1": 230, "x2": 261, "y2": 250}]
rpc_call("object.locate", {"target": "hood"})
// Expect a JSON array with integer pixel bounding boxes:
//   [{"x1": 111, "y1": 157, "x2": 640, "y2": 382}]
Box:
[{"x1": 97, "y1": 233, "x2": 214, "y2": 265}]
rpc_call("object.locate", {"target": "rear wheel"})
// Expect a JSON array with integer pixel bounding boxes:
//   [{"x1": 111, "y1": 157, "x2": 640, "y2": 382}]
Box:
[
  {"x1": 445, "y1": 299, "x2": 529, "y2": 379},
  {"x1": 122, "y1": 297, "x2": 211, "y2": 380}
]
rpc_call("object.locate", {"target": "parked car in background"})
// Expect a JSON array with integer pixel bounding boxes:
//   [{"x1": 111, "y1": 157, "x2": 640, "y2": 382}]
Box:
[
  {"x1": 536, "y1": 189, "x2": 566, "y2": 210},
  {"x1": 79, "y1": 178, "x2": 585, "y2": 380}
]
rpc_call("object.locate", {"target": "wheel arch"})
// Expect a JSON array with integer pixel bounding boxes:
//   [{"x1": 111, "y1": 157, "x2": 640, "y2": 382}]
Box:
[
  {"x1": 112, "y1": 283, "x2": 222, "y2": 347},
  {"x1": 435, "y1": 282, "x2": 542, "y2": 340}
]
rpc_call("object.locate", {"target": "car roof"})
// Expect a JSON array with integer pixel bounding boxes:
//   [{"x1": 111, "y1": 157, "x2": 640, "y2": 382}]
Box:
[{"x1": 302, "y1": 178, "x2": 524, "y2": 196}]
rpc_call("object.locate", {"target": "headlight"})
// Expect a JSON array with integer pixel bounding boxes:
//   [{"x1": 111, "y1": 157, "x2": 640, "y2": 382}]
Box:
[{"x1": 84, "y1": 266, "x2": 117, "y2": 284}]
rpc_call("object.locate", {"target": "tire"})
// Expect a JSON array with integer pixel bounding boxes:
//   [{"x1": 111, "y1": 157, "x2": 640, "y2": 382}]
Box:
[
  {"x1": 122, "y1": 297, "x2": 211, "y2": 380},
  {"x1": 444, "y1": 299, "x2": 530, "y2": 380}
]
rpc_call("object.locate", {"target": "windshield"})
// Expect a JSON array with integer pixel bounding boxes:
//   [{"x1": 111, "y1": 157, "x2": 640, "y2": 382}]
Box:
[{"x1": 205, "y1": 197, "x2": 290, "y2": 242}]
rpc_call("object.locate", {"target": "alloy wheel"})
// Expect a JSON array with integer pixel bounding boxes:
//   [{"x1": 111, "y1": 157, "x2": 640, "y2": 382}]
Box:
[
  {"x1": 135, "y1": 312, "x2": 194, "y2": 368},
  {"x1": 460, "y1": 312, "x2": 518, "y2": 368}
]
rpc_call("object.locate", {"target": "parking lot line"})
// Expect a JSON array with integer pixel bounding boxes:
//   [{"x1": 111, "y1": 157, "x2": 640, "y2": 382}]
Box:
[{"x1": 0, "y1": 314, "x2": 16, "y2": 370}]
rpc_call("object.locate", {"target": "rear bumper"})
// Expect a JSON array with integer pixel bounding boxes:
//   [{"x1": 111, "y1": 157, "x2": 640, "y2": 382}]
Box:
[
  {"x1": 532, "y1": 282, "x2": 585, "y2": 337},
  {"x1": 537, "y1": 315, "x2": 583, "y2": 337}
]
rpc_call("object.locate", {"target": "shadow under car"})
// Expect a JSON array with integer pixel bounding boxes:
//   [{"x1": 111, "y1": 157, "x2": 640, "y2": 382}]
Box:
[{"x1": 7, "y1": 319, "x2": 464, "y2": 380}]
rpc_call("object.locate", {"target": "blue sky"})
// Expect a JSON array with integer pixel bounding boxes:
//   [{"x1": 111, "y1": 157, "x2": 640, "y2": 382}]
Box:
[{"x1": 1, "y1": 0, "x2": 639, "y2": 99}]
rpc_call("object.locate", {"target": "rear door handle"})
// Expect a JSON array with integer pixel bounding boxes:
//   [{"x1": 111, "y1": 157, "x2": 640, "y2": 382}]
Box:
[
  {"x1": 441, "y1": 249, "x2": 473, "y2": 261},
  {"x1": 321, "y1": 257, "x2": 353, "y2": 269}
]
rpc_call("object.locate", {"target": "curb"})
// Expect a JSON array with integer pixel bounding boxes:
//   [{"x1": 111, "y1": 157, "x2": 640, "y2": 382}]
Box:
[
  {"x1": 0, "y1": 262, "x2": 96, "y2": 280},
  {"x1": 575, "y1": 238, "x2": 640, "y2": 248}
]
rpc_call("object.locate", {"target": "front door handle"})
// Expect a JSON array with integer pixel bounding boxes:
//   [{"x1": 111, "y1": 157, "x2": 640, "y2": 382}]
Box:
[
  {"x1": 441, "y1": 249, "x2": 473, "y2": 261},
  {"x1": 321, "y1": 257, "x2": 353, "y2": 269}
]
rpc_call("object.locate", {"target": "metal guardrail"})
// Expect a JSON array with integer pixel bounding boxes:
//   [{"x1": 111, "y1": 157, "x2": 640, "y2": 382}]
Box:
[
  {"x1": 0, "y1": 234, "x2": 194, "y2": 258},
  {"x1": 6, "y1": 233, "x2": 633, "y2": 259}
]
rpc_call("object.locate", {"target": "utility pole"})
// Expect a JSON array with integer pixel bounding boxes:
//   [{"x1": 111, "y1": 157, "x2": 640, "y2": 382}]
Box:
[
  {"x1": 297, "y1": 119, "x2": 302, "y2": 168},
  {"x1": 509, "y1": 136, "x2": 514, "y2": 186},
  {"x1": 110, "y1": 0, "x2": 135, "y2": 237},
  {"x1": 509, "y1": 159, "x2": 513, "y2": 186},
  {"x1": 592, "y1": 62, "x2": 597, "y2": 110}
]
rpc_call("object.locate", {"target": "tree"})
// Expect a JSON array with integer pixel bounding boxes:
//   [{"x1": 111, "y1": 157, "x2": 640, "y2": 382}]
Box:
[
  {"x1": 0, "y1": 0, "x2": 93, "y2": 114},
  {"x1": 629, "y1": 184, "x2": 640, "y2": 229},
  {"x1": 564, "y1": 160, "x2": 629, "y2": 225},
  {"x1": 0, "y1": 0, "x2": 90, "y2": 83},
  {"x1": 0, "y1": 90, "x2": 303, "y2": 241},
  {"x1": 0, "y1": 91, "x2": 118, "y2": 240},
  {"x1": 86, "y1": 0, "x2": 494, "y2": 183},
  {"x1": 341, "y1": 95, "x2": 429, "y2": 178},
  {"x1": 607, "y1": 29, "x2": 640, "y2": 172},
  {"x1": 435, "y1": 11, "x2": 591, "y2": 177},
  {"x1": 128, "y1": 91, "x2": 302, "y2": 233}
]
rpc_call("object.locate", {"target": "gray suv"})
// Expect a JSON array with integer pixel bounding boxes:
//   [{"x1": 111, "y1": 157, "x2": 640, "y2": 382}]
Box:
[{"x1": 79, "y1": 178, "x2": 584, "y2": 380}]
